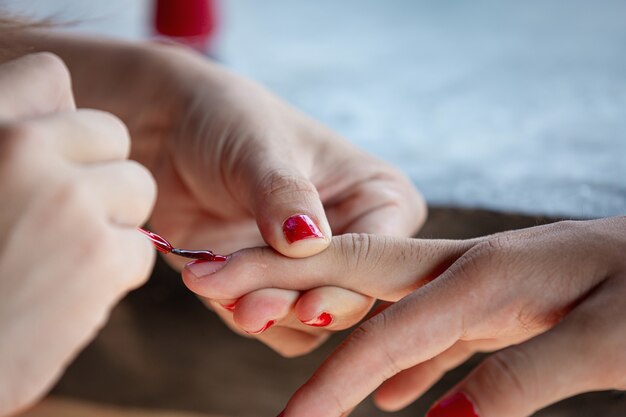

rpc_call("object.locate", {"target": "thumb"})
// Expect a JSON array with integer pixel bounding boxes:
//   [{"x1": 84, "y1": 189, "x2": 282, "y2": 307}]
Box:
[{"x1": 249, "y1": 163, "x2": 332, "y2": 258}]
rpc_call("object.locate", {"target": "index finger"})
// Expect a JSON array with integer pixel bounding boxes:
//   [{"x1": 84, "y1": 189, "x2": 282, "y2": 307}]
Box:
[
  {"x1": 182, "y1": 234, "x2": 475, "y2": 301},
  {"x1": 281, "y1": 272, "x2": 477, "y2": 417}
]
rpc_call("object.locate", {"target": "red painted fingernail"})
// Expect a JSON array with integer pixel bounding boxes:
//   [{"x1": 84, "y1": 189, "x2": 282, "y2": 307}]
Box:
[
  {"x1": 302, "y1": 312, "x2": 334, "y2": 327},
  {"x1": 282, "y1": 214, "x2": 323, "y2": 244},
  {"x1": 185, "y1": 257, "x2": 228, "y2": 277},
  {"x1": 246, "y1": 320, "x2": 275, "y2": 335},
  {"x1": 426, "y1": 392, "x2": 479, "y2": 417}
]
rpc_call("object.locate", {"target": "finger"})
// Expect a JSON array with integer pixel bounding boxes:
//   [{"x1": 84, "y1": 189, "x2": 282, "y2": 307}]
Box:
[
  {"x1": 325, "y1": 171, "x2": 426, "y2": 237},
  {"x1": 232, "y1": 288, "x2": 298, "y2": 335},
  {"x1": 428, "y1": 278, "x2": 626, "y2": 417},
  {"x1": 110, "y1": 227, "x2": 156, "y2": 292},
  {"x1": 205, "y1": 296, "x2": 329, "y2": 357},
  {"x1": 33, "y1": 109, "x2": 130, "y2": 163},
  {"x1": 280, "y1": 273, "x2": 477, "y2": 417},
  {"x1": 201, "y1": 298, "x2": 251, "y2": 338},
  {"x1": 374, "y1": 341, "x2": 476, "y2": 411},
  {"x1": 255, "y1": 325, "x2": 330, "y2": 358},
  {"x1": 182, "y1": 233, "x2": 474, "y2": 301},
  {"x1": 0, "y1": 53, "x2": 75, "y2": 120},
  {"x1": 294, "y1": 286, "x2": 374, "y2": 330},
  {"x1": 247, "y1": 162, "x2": 332, "y2": 258},
  {"x1": 85, "y1": 160, "x2": 156, "y2": 227}
]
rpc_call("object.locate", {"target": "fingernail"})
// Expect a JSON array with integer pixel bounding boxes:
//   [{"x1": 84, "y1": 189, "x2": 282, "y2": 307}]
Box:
[
  {"x1": 426, "y1": 392, "x2": 479, "y2": 417},
  {"x1": 282, "y1": 214, "x2": 323, "y2": 244},
  {"x1": 185, "y1": 257, "x2": 228, "y2": 277},
  {"x1": 246, "y1": 320, "x2": 275, "y2": 335},
  {"x1": 302, "y1": 312, "x2": 334, "y2": 327}
]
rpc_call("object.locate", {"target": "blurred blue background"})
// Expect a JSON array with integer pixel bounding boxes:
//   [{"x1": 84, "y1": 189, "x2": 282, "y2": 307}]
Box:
[{"x1": 6, "y1": 0, "x2": 626, "y2": 218}]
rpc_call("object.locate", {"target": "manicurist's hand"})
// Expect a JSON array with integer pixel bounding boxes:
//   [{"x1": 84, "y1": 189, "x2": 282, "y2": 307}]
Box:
[
  {"x1": 182, "y1": 217, "x2": 626, "y2": 417},
  {"x1": 0, "y1": 54, "x2": 156, "y2": 416}
]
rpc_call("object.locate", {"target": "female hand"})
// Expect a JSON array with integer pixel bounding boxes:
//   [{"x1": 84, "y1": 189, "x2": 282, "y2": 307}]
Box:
[
  {"x1": 54, "y1": 40, "x2": 425, "y2": 356},
  {"x1": 0, "y1": 54, "x2": 156, "y2": 415},
  {"x1": 182, "y1": 217, "x2": 626, "y2": 417},
  {"x1": 10, "y1": 33, "x2": 424, "y2": 356}
]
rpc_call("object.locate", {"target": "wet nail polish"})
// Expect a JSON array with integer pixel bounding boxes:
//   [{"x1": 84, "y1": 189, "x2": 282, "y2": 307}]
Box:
[
  {"x1": 185, "y1": 257, "x2": 228, "y2": 278},
  {"x1": 138, "y1": 228, "x2": 172, "y2": 254},
  {"x1": 246, "y1": 320, "x2": 275, "y2": 335},
  {"x1": 302, "y1": 312, "x2": 334, "y2": 327},
  {"x1": 282, "y1": 214, "x2": 323, "y2": 244},
  {"x1": 426, "y1": 392, "x2": 479, "y2": 417}
]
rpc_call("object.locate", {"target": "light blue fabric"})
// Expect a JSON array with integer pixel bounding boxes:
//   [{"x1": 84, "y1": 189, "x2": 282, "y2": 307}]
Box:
[{"x1": 11, "y1": 0, "x2": 626, "y2": 217}]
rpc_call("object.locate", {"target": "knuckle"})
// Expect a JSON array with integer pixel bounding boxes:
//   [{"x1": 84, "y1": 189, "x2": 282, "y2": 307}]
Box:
[
  {"x1": 352, "y1": 313, "x2": 403, "y2": 379},
  {"x1": 78, "y1": 109, "x2": 131, "y2": 158},
  {"x1": 334, "y1": 233, "x2": 374, "y2": 270},
  {"x1": 477, "y1": 349, "x2": 533, "y2": 403},
  {"x1": 259, "y1": 168, "x2": 317, "y2": 201},
  {"x1": 31, "y1": 52, "x2": 69, "y2": 77},
  {"x1": 31, "y1": 52, "x2": 73, "y2": 101},
  {"x1": 123, "y1": 160, "x2": 157, "y2": 196},
  {"x1": 453, "y1": 237, "x2": 511, "y2": 282}
]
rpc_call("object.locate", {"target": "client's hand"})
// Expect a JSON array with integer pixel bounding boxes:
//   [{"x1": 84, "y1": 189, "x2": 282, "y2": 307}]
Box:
[
  {"x1": 182, "y1": 217, "x2": 626, "y2": 417},
  {"x1": 0, "y1": 54, "x2": 155, "y2": 415},
  {"x1": 129, "y1": 45, "x2": 426, "y2": 356}
]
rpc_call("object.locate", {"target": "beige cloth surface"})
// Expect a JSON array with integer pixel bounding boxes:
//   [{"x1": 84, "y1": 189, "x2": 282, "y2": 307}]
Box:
[{"x1": 22, "y1": 398, "x2": 223, "y2": 417}]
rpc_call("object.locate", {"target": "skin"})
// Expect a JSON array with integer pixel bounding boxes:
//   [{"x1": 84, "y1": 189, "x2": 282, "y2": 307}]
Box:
[
  {"x1": 183, "y1": 217, "x2": 626, "y2": 417},
  {"x1": 0, "y1": 53, "x2": 156, "y2": 416},
  {"x1": 3, "y1": 32, "x2": 426, "y2": 357}
]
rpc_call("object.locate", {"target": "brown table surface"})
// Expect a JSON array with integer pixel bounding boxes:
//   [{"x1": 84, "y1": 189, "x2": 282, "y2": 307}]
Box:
[{"x1": 50, "y1": 208, "x2": 626, "y2": 417}]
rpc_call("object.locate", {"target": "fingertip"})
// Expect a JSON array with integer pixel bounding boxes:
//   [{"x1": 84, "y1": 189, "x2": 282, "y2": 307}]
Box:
[
  {"x1": 271, "y1": 213, "x2": 332, "y2": 258},
  {"x1": 121, "y1": 228, "x2": 157, "y2": 290},
  {"x1": 295, "y1": 286, "x2": 374, "y2": 330},
  {"x1": 372, "y1": 390, "x2": 404, "y2": 412},
  {"x1": 232, "y1": 289, "x2": 298, "y2": 334},
  {"x1": 181, "y1": 257, "x2": 230, "y2": 298}
]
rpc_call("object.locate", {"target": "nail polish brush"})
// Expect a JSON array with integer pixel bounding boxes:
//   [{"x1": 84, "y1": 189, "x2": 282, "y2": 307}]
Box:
[{"x1": 137, "y1": 227, "x2": 227, "y2": 261}]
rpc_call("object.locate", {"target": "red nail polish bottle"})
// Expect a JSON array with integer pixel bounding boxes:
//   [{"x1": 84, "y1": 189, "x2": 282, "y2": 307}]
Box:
[{"x1": 154, "y1": 0, "x2": 217, "y2": 53}]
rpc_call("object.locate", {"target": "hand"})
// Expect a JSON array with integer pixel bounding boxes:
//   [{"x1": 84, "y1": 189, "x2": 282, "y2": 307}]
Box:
[
  {"x1": 182, "y1": 218, "x2": 626, "y2": 417},
  {"x1": 126, "y1": 45, "x2": 426, "y2": 355},
  {"x1": 0, "y1": 54, "x2": 156, "y2": 415}
]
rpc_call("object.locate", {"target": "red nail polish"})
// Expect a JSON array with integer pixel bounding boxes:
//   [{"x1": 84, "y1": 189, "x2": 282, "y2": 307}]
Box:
[
  {"x1": 427, "y1": 392, "x2": 479, "y2": 417},
  {"x1": 282, "y1": 214, "x2": 323, "y2": 244},
  {"x1": 302, "y1": 312, "x2": 334, "y2": 327},
  {"x1": 138, "y1": 228, "x2": 172, "y2": 253},
  {"x1": 247, "y1": 320, "x2": 275, "y2": 335}
]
